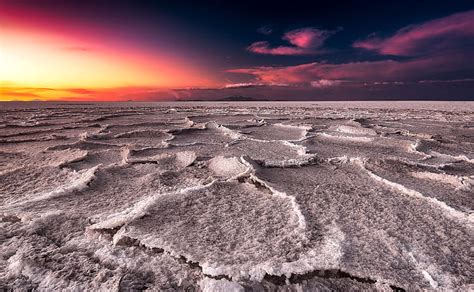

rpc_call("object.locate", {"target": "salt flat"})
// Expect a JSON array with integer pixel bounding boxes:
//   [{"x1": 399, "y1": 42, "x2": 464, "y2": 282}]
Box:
[{"x1": 1, "y1": 102, "x2": 473, "y2": 291}]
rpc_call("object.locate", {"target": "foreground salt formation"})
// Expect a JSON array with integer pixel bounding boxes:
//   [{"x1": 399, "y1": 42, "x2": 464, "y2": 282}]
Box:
[{"x1": 1, "y1": 102, "x2": 473, "y2": 291}]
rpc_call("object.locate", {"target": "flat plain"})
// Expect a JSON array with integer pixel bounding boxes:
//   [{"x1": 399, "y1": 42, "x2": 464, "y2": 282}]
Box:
[{"x1": 1, "y1": 101, "x2": 473, "y2": 291}]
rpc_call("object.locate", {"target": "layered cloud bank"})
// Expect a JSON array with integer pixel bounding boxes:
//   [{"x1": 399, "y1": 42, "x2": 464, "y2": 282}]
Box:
[{"x1": 228, "y1": 53, "x2": 473, "y2": 85}]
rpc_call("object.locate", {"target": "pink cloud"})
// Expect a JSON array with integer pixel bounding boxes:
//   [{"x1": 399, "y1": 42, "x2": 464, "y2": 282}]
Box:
[
  {"x1": 283, "y1": 28, "x2": 334, "y2": 48},
  {"x1": 248, "y1": 27, "x2": 336, "y2": 55},
  {"x1": 353, "y1": 10, "x2": 474, "y2": 56},
  {"x1": 228, "y1": 52, "x2": 473, "y2": 84},
  {"x1": 247, "y1": 41, "x2": 311, "y2": 55}
]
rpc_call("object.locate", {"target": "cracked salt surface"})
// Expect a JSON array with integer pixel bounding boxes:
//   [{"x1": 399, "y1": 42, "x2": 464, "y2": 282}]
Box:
[{"x1": 1, "y1": 101, "x2": 473, "y2": 291}]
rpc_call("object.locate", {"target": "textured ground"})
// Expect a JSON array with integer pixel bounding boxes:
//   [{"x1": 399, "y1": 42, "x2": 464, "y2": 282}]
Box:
[{"x1": 0, "y1": 102, "x2": 473, "y2": 291}]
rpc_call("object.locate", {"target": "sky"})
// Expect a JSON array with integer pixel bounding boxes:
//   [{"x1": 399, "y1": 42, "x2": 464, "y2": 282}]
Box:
[{"x1": 1, "y1": 0, "x2": 474, "y2": 101}]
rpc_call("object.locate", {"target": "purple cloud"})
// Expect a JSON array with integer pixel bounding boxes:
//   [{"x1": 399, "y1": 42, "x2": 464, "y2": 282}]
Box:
[
  {"x1": 353, "y1": 10, "x2": 474, "y2": 56},
  {"x1": 248, "y1": 27, "x2": 337, "y2": 55}
]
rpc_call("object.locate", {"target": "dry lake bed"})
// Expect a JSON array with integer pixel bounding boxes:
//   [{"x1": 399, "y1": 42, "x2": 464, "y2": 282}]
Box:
[{"x1": 1, "y1": 101, "x2": 473, "y2": 291}]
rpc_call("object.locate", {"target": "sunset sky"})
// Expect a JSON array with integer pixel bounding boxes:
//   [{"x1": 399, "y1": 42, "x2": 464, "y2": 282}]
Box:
[{"x1": 1, "y1": 0, "x2": 474, "y2": 101}]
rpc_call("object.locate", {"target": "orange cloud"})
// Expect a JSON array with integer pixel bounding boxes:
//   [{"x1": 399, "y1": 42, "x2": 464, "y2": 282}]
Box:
[{"x1": 0, "y1": 86, "x2": 184, "y2": 101}]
